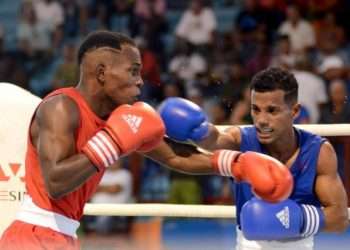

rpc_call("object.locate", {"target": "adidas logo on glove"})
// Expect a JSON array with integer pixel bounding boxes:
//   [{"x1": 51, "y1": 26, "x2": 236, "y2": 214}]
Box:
[
  {"x1": 276, "y1": 206, "x2": 290, "y2": 229},
  {"x1": 122, "y1": 114, "x2": 143, "y2": 133}
]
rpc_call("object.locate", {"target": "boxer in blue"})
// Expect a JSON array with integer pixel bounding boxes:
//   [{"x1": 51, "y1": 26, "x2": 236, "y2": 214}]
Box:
[{"x1": 158, "y1": 67, "x2": 349, "y2": 250}]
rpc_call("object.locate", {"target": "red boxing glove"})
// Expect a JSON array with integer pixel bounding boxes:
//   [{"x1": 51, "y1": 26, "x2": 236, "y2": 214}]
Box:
[
  {"x1": 83, "y1": 102, "x2": 165, "y2": 171},
  {"x1": 211, "y1": 150, "x2": 293, "y2": 203}
]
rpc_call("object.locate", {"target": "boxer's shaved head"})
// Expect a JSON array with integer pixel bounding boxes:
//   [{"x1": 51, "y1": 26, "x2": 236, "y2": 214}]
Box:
[{"x1": 77, "y1": 31, "x2": 136, "y2": 65}]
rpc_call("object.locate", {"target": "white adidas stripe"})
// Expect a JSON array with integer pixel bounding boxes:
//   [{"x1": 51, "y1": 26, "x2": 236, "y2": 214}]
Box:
[
  {"x1": 217, "y1": 150, "x2": 238, "y2": 176},
  {"x1": 91, "y1": 136, "x2": 113, "y2": 165},
  {"x1": 88, "y1": 140, "x2": 108, "y2": 167},
  {"x1": 96, "y1": 132, "x2": 119, "y2": 161},
  {"x1": 301, "y1": 204, "x2": 320, "y2": 237},
  {"x1": 88, "y1": 132, "x2": 119, "y2": 168}
]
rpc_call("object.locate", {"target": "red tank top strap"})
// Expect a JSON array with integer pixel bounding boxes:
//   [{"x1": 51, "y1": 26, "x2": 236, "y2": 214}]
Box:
[{"x1": 43, "y1": 87, "x2": 104, "y2": 125}]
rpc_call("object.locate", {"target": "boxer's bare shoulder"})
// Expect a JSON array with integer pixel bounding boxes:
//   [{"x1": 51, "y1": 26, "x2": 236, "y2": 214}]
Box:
[{"x1": 30, "y1": 95, "x2": 80, "y2": 147}]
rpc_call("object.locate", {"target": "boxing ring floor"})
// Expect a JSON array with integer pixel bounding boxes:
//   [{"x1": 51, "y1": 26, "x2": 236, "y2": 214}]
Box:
[{"x1": 80, "y1": 218, "x2": 350, "y2": 250}]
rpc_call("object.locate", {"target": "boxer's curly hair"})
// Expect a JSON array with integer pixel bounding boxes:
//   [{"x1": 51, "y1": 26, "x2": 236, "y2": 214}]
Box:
[
  {"x1": 250, "y1": 67, "x2": 298, "y2": 105},
  {"x1": 77, "y1": 30, "x2": 135, "y2": 65}
]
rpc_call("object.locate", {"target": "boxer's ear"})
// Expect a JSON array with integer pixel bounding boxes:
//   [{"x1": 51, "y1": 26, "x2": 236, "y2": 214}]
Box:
[
  {"x1": 291, "y1": 103, "x2": 300, "y2": 120},
  {"x1": 96, "y1": 63, "x2": 106, "y2": 85}
]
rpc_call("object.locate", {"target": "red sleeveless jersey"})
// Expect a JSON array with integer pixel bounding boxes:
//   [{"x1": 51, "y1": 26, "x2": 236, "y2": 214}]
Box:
[{"x1": 25, "y1": 87, "x2": 105, "y2": 220}]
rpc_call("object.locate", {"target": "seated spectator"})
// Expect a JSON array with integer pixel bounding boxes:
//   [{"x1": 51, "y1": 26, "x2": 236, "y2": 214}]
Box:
[
  {"x1": 278, "y1": 4, "x2": 315, "y2": 54},
  {"x1": 135, "y1": 36, "x2": 162, "y2": 103},
  {"x1": 134, "y1": 0, "x2": 168, "y2": 56},
  {"x1": 52, "y1": 42, "x2": 79, "y2": 89},
  {"x1": 85, "y1": 160, "x2": 133, "y2": 234},
  {"x1": 229, "y1": 87, "x2": 252, "y2": 125},
  {"x1": 17, "y1": 1, "x2": 52, "y2": 73},
  {"x1": 270, "y1": 34, "x2": 297, "y2": 70},
  {"x1": 34, "y1": 0, "x2": 65, "y2": 49},
  {"x1": 314, "y1": 12, "x2": 345, "y2": 51},
  {"x1": 175, "y1": 0, "x2": 217, "y2": 55},
  {"x1": 34, "y1": 0, "x2": 64, "y2": 31},
  {"x1": 319, "y1": 79, "x2": 350, "y2": 123},
  {"x1": 292, "y1": 56, "x2": 328, "y2": 123},
  {"x1": 139, "y1": 158, "x2": 170, "y2": 202},
  {"x1": 169, "y1": 40, "x2": 207, "y2": 82},
  {"x1": 0, "y1": 25, "x2": 29, "y2": 90}
]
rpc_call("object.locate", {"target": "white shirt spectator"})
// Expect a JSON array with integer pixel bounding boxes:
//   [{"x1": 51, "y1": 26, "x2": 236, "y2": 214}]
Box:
[
  {"x1": 91, "y1": 168, "x2": 132, "y2": 204},
  {"x1": 293, "y1": 70, "x2": 328, "y2": 123},
  {"x1": 175, "y1": 7, "x2": 216, "y2": 45},
  {"x1": 318, "y1": 55, "x2": 345, "y2": 74},
  {"x1": 17, "y1": 22, "x2": 51, "y2": 51},
  {"x1": 34, "y1": 0, "x2": 64, "y2": 30},
  {"x1": 278, "y1": 20, "x2": 315, "y2": 52},
  {"x1": 169, "y1": 53, "x2": 207, "y2": 81}
]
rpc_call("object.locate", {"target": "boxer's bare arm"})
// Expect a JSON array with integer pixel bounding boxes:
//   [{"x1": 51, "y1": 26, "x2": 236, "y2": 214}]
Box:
[
  {"x1": 32, "y1": 95, "x2": 98, "y2": 199},
  {"x1": 315, "y1": 141, "x2": 349, "y2": 232},
  {"x1": 196, "y1": 124, "x2": 241, "y2": 151},
  {"x1": 145, "y1": 138, "x2": 214, "y2": 174}
]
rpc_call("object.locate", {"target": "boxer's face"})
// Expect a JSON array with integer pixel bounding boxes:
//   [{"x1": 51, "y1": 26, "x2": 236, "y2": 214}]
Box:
[
  {"x1": 103, "y1": 44, "x2": 143, "y2": 106},
  {"x1": 251, "y1": 89, "x2": 299, "y2": 145}
]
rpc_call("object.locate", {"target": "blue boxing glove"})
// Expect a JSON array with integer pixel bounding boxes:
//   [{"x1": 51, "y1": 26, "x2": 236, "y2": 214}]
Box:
[
  {"x1": 158, "y1": 97, "x2": 209, "y2": 142},
  {"x1": 240, "y1": 198, "x2": 325, "y2": 241}
]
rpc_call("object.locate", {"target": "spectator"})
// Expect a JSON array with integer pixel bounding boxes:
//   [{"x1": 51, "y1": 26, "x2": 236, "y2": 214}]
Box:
[
  {"x1": 0, "y1": 25, "x2": 29, "y2": 89},
  {"x1": 17, "y1": 1, "x2": 52, "y2": 73},
  {"x1": 278, "y1": 4, "x2": 315, "y2": 54},
  {"x1": 52, "y1": 42, "x2": 79, "y2": 89},
  {"x1": 168, "y1": 40, "x2": 207, "y2": 82},
  {"x1": 319, "y1": 79, "x2": 350, "y2": 123},
  {"x1": 61, "y1": 0, "x2": 81, "y2": 38},
  {"x1": 175, "y1": 0, "x2": 217, "y2": 54},
  {"x1": 235, "y1": 0, "x2": 260, "y2": 33},
  {"x1": 34, "y1": 0, "x2": 64, "y2": 30},
  {"x1": 229, "y1": 86, "x2": 252, "y2": 125},
  {"x1": 135, "y1": 36, "x2": 162, "y2": 103},
  {"x1": 292, "y1": 57, "x2": 328, "y2": 123},
  {"x1": 270, "y1": 34, "x2": 297, "y2": 70},
  {"x1": 86, "y1": 160, "x2": 133, "y2": 234},
  {"x1": 139, "y1": 159, "x2": 170, "y2": 202},
  {"x1": 245, "y1": 30, "x2": 271, "y2": 76},
  {"x1": 34, "y1": 0, "x2": 64, "y2": 49},
  {"x1": 314, "y1": 12, "x2": 345, "y2": 51},
  {"x1": 220, "y1": 60, "x2": 248, "y2": 105},
  {"x1": 134, "y1": 0, "x2": 168, "y2": 60}
]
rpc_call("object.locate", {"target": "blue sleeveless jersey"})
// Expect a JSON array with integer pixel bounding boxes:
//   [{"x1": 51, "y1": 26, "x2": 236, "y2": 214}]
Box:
[{"x1": 234, "y1": 126, "x2": 326, "y2": 227}]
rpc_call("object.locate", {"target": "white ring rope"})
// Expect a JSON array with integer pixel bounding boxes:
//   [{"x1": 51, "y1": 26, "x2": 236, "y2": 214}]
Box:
[
  {"x1": 84, "y1": 124, "x2": 350, "y2": 219},
  {"x1": 83, "y1": 204, "x2": 350, "y2": 219},
  {"x1": 84, "y1": 204, "x2": 236, "y2": 218}
]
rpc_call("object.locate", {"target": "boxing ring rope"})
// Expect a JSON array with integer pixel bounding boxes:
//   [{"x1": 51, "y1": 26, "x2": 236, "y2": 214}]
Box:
[
  {"x1": 83, "y1": 204, "x2": 350, "y2": 219},
  {"x1": 84, "y1": 204, "x2": 236, "y2": 218},
  {"x1": 83, "y1": 124, "x2": 350, "y2": 219}
]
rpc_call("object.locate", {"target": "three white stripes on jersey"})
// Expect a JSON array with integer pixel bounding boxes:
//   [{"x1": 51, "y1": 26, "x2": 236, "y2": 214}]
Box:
[{"x1": 87, "y1": 114, "x2": 143, "y2": 168}]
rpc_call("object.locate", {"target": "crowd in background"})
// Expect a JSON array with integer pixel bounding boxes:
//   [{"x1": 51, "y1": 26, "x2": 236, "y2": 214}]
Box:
[{"x1": 1, "y1": 0, "x2": 350, "y2": 235}]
